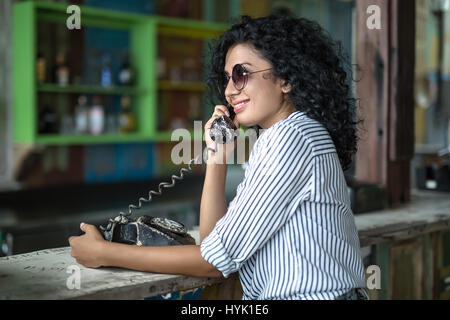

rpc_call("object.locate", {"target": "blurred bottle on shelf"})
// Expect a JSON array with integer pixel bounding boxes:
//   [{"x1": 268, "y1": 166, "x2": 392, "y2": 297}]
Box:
[
  {"x1": 74, "y1": 95, "x2": 89, "y2": 134},
  {"x1": 105, "y1": 111, "x2": 117, "y2": 134},
  {"x1": 119, "y1": 95, "x2": 136, "y2": 133},
  {"x1": 36, "y1": 53, "x2": 47, "y2": 84},
  {"x1": 89, "y1": 96, "x2": 105, "y2": 135},
  {"x1": 38, "y1": 105, "x2": 59, "y2": 134},
  {"x1": 53, "y1": 53, "x2": 69, "y2": 86},
  {"x1": 118, "y1": 55, "x2": 134, "y2": 86},
  {"x1": 61, "y1": 114, "x2": 74, "y2": 135},
  {"x1": 104, "y1": 97, "x2": 117, "y2": 134},
  {"x1": 101, "y1": 52, "x2": 112, "y2": 87},
  {"x1": 157, "y1": 57, "x2": 167, "y2": 80}
]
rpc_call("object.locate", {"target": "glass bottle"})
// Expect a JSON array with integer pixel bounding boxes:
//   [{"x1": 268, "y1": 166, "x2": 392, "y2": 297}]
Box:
[
  {"x1": 61, "y1": 114, "x2": 74, "y2": 135},
  {"x1": 119, "y1": 95, "x2": 135, "y2": 133},
  {"x1": 74, "y1": 95, "x2": 89, "y2": 134},
  {"x1": 101, "y1": 52, "x2": 112, "y2": 87},
  {"x1": 104, "y1": 97, "x2": 117, "y2": 134},
  {"x1": 118, "y1": 55, "x2": 134, "y2": 86},
  {"x1": 89, "y1": 96, "x2": 105, "y2": 135},
  {"x1": 38, "y1": 105, "x2": 59, "y2": 134},
  {"x1": 36, "y1": 53, "x2": 46, "y2": 84},
  {"x1": 54, "y1": 53, "x2": 69, "y2": 86}
]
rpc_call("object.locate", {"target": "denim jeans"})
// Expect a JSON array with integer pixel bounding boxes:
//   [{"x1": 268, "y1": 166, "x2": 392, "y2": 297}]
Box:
[{"x1": 335, "y1": 288, "x2": 370, "y2": 300}]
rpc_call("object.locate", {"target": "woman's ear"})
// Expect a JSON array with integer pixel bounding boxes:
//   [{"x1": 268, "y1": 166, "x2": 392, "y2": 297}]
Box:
[{"x1": 281, "y1": 81, "x2": 291, "y2": 94}]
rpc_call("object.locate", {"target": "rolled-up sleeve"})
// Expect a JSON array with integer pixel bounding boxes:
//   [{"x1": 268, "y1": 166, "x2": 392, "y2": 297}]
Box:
[{"x1": 200, "y1": 124, "x2": 314, "y2": 278}]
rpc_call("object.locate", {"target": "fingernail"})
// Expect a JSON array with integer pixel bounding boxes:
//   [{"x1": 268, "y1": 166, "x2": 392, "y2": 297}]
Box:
[{"x1": 80, "y1": 222, "x2": 85, "y2": 228}]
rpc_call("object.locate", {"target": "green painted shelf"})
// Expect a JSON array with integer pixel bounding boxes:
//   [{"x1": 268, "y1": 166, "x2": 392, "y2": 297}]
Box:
[
  {"x1": 12, "y1": 1, "x2": 227, "y2": 146},
  {"x1": 36, "y1": 130, "x2": 203, "y2": 145},
  {"x1": 157, "y1": 81, "x2": 206, "y2": 91},
  {"x1": 37, "y1": 83, "x2": 147, "y2": 95},
  {"x1": 36, "y1": 133, "x2": 153, "y2": 145}
]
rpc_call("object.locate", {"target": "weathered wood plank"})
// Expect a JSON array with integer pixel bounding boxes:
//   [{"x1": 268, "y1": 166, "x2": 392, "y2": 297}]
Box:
[
  {"x1": 355, "y1": 0, "x2": 390, "y2": 186},
  {"x1": 356, "y1": 190, "x2": 450, "y2": 246},
  {"x1": 355, "y1": 0, "x2": 415, "y2": 206},
  {"x1": 390, "y1": 238, "x2": 424, "y2": 299},
  {"x1": 0, "y1": 246, "x2": 235, "y2": 300}
]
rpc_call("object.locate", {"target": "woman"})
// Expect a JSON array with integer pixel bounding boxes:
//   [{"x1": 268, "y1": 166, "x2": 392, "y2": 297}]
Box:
[{"x1": 69, "y1": 14, "x2": 368, "y2": 300}]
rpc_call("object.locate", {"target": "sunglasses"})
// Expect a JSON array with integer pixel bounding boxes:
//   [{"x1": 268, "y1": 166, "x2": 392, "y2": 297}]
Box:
[{"x1": 220, "y1": 63, "x2": 272, "y2": 94}]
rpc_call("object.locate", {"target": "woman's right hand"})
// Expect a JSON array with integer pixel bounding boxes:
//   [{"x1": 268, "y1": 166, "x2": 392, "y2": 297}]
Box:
[{"x1": 204, "y1": 105, "x2": 239, "y2": 165}]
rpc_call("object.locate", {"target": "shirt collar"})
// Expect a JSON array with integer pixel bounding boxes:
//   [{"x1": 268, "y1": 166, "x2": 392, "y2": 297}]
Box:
[{"x1": 286, "y1": 110, "x2": 306, "y2": 120}]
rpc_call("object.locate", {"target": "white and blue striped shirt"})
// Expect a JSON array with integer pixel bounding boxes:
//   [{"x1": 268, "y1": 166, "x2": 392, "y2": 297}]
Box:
[{"x1": 200, "y1": 111, "x2": 366, "y2": 300}]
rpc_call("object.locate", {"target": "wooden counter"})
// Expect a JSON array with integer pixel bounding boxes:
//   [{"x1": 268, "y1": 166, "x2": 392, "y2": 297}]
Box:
[
  {"x1": 355, "y1": 189, "x2": 450, "y2": 247},
  {"x1": 0, "y1": 247, "x2": 234, "y2": 299},
  {"x1": 0, "y1": 189, "x2": 449, "y2": 300}
]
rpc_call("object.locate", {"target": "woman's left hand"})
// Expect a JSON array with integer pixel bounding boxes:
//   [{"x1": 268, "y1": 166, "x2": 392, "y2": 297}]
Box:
[{"x1": 68, "y1": 223, "x2": 107, "y2": 268}]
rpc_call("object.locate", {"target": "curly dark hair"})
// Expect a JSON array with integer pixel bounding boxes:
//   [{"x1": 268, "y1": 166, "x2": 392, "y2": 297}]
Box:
[{"x1": 206, "y1": 14, "x2": 360, "y2": 171}]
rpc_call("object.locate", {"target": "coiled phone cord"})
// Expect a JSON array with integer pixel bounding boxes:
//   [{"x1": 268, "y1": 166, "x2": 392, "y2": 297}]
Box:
[{"x1": 100, "y1": 144, "x2": 219, "y2": 232}]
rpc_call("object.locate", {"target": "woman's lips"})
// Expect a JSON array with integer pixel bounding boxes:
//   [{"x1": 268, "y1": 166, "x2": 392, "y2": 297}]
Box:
[{"x1": 233, "y1": 100, "x2": 249, "y2": 113}]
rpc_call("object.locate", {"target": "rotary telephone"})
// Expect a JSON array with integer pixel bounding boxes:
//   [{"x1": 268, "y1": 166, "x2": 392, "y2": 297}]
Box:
[{"x1": 99, "y1": 107, "x2": 237, "y2": 247}]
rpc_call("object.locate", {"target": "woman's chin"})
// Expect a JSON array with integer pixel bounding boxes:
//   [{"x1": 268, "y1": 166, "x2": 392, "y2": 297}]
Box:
[{"x1": 235, "y1": 113, "x2": 256, "y2": 128}]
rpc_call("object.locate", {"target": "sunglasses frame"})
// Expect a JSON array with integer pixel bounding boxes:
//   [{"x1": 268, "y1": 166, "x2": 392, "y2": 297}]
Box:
[{"x1": 220, "y1": 63, "x2": 273, "y2": 94}]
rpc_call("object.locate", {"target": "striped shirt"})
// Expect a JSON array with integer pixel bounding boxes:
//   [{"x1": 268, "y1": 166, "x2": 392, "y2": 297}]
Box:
[{"x1": 200, "y1": 110, "x2": 367, "y2": 300}]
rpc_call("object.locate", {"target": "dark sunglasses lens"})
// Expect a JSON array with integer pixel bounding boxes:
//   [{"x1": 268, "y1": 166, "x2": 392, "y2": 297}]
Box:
[{"x1": 232, "y1": 64, "x2": 246, "y2": 90}]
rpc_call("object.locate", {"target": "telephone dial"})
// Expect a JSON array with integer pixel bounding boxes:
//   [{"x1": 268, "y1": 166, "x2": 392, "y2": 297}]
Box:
[{"x1": 99, "y1": 106, "x2": 238, "y2": 246}]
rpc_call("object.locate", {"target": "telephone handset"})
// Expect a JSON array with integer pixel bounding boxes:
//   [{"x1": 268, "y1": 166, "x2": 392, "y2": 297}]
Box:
[
  {"x1": 98, "y1": 105, "x2": 238, "y2": 247},
  {"x1": 209, "y1": 105, "x2": 238, "y2": 144}
]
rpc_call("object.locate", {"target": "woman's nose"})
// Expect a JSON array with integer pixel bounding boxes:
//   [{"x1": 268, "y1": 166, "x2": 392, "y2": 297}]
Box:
[{"x1": 224, "y1": 78, "x2": 240, "y2": 102}]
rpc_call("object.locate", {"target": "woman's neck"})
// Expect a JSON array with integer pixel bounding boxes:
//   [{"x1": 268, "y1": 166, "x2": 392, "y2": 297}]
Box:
[{"x1": 259, "y1": 103, "x2": 297, "y2": 129}]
